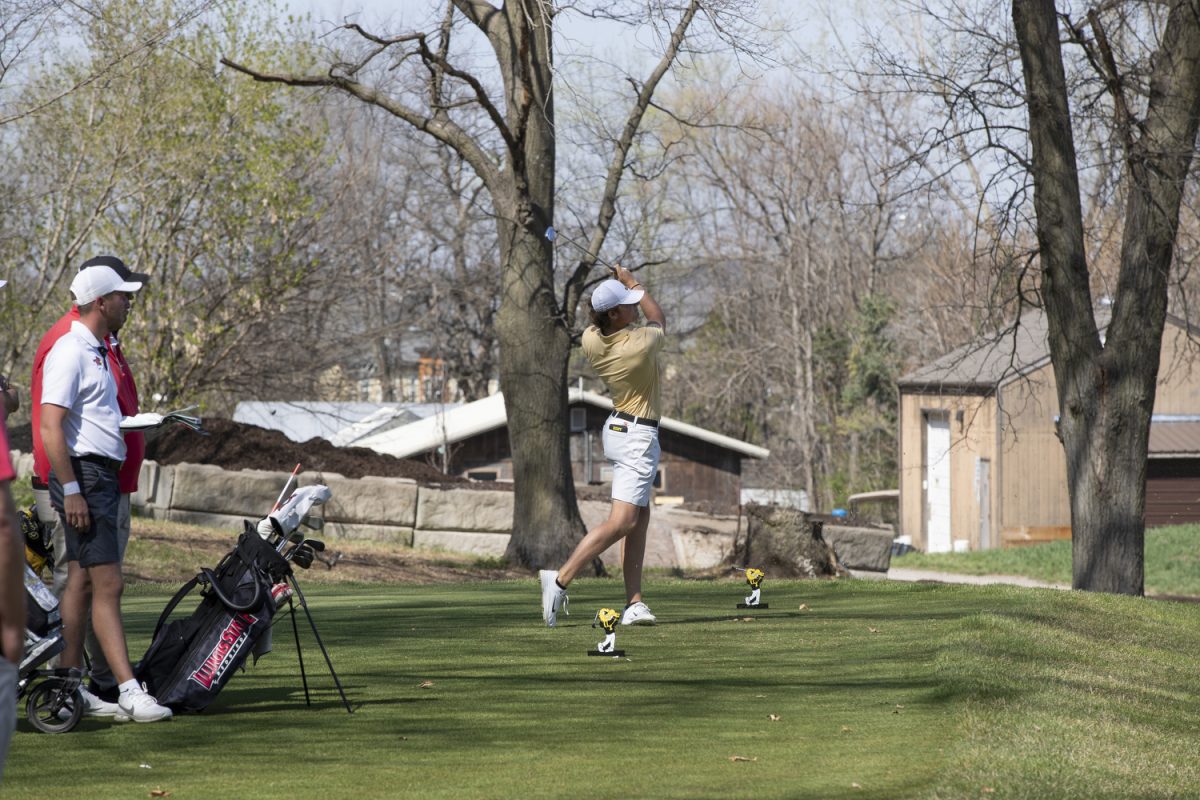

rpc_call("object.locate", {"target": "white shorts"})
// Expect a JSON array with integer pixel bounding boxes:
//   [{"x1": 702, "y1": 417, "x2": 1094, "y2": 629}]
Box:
[{"x1": 602, "y1": 414, "x2": 661, "y2": 507}]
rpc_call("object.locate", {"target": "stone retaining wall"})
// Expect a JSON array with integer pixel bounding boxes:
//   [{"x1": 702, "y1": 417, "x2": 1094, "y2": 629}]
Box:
[{"x1": 11, "y1": 454, "x2": 744, "y2": 569}]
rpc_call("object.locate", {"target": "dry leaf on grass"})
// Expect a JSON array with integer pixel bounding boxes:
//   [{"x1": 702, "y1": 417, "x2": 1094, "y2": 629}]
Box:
[
  {"x1": 868, "y1": 627, "x2": 880, "y2": 633},
  {"x1": 734, "y1": 617, "x2": 755, "y2": 623},
  {"x1": 149, "y1": 790, "x2": 172, "y2": 798},
  {"x1": 768, "y1": 714, "x2": 781, "y2": 721},
  {"x1": 851, "y1": 782, "x2": 862, "y2": 789},
  {"x1": 418, "y1": 680, "x2": 434, "y2": 689},
  {"x1": 981, "y1": 789, "x2": 995, "y2": 794},
  {"x1": 840, "y1": 725, "x2": 853, "y2": 733},
  {"x1": 728, "y1": 755, "x2": 758, "y2": 763},
  {"x1": 798, "y1": 604, "x2": 809, "y2": 611}
]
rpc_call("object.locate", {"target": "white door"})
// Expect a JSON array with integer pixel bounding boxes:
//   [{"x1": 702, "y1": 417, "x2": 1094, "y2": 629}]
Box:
[{"x1": 924, "y1": 413, "x2": 952, "y2": 553}]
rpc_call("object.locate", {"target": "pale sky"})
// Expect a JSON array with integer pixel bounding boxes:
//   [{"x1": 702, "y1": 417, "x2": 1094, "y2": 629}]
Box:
[{"x1": 279, "y1": 0, "x2": 860, "y2": 78}]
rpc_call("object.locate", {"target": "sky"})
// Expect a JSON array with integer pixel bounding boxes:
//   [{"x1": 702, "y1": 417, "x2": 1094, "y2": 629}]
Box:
[{"x1": 277, "y1": 0, "x2": 863, "y2": 79}]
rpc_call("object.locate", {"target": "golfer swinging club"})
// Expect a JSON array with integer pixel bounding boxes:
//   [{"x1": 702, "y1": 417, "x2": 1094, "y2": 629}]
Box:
[{"x1": 540, "y1": 265, "x2": 665, "y2": 627}]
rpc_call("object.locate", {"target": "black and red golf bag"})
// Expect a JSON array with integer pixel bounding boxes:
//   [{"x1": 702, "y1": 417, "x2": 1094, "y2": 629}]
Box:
[{"x1": 134, "y1": 523, "x2": 291, "y2": 713}]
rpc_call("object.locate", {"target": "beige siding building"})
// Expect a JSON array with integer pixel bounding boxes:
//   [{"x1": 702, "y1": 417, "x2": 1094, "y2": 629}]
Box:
[{"x1": 897, "y1": 307, "x2": 1200, "y2": 552}]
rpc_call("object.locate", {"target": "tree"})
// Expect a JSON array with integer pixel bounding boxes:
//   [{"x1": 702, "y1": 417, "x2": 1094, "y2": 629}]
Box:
[
  {"x1": 660, "y1": 81, "x2": 921, "y2": 510},
  {"x1": 0, "y1": 0, "x2": 333, "y2": 410},
  {"x1": 1013, "y1": 0, "x2": 1200, "y2": 594},
  {"x1": 860, "y1": 0, "x2": 1200, "y2": 594},
  {"x1": 222, "y1": 0, "x2": 760, "y2": 568}
]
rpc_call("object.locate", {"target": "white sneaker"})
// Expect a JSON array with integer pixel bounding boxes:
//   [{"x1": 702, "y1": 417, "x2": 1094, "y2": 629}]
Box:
[
  {"x1": 57, "y1": 686, "x2": 121, "y2": 721},
  {"x1": 116, "y1": 685, "x2": 173, "y2": 723},
  {"x1": 620, "y1": 601, "x2": 657, "y2": 626},
  {"x1": 539, "y1": 570, "x2": 569, "y2": 627}
]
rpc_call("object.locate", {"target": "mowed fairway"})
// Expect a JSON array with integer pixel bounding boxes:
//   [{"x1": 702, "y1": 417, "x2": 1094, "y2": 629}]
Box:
[{"x1": 6, "y1": 579, "x2": 1200, "y2": 799}]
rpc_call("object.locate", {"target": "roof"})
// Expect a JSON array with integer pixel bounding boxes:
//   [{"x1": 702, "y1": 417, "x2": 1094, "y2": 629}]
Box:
[
  {"x1": 898, "y1": 307, "x2": 1063, "y2": 391},
  {"x1": 1149, "y1": 416, "x2": 1200, "y2": 458},
  {"x1": 233, "y1": 401, "x2": 457, "y2": 446},
  {"x1": 353, "y1": 388, "x2": 771, "y2": 460},
  {"x1": 900, "y1": 306, "x2": 1200, "y2": 392}
]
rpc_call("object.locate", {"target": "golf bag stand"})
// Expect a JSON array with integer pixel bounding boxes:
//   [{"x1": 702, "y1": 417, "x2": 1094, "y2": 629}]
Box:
[{"x1": 283, "y1": 573, "x2": 353, "y2": 714}]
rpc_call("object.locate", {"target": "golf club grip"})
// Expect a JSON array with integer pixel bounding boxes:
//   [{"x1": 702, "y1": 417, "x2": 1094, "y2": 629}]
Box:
[{"x1": 198, "y1": 567, "x2": 264, "y2": 612}]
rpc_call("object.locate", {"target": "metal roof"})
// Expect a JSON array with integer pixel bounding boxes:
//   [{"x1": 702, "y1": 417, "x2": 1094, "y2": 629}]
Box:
[
  {"x1": 352, "y1": 388, "x2": 771, "y2": 460},
  {"x1": 233, "y1": 401, "x2": 457, "y2": 446},
  {"x1": 1149, "y1": 416, "x2": 1200, "y2": 458}
]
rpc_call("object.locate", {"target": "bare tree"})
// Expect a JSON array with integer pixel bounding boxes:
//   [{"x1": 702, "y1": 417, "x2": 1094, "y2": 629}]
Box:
[
  {"x1": 662, "y1": 81, "x2": 924, "y2": 508},
  {"x1": 858, "y1": 0, "x2": 1200, "y2": 594},
  {"x1": 221, "y1": 0, "x2": 762, "y2": 569},
  {"x1": 1013, "y1": 0, "x2": 1200, "y2": 594}
]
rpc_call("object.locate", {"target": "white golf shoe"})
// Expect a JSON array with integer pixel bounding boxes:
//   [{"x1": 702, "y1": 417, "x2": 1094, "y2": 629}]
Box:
[
  {"x1": 539, "y1": 570, "x2": 569, "y2": 627},
  {"x1": 620, "y1": 601, "x2": 657, "y2": 626},
  {"x1": 115, "y1": 685, "x2": 173, "y2": 723},
  {"x1": 77, "y1": 686, "x2": 122, "y2": 718}
]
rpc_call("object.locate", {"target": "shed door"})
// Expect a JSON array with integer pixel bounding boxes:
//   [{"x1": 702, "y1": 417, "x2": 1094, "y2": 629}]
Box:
[{"x1": 924, "y1": 413, "x2": 952, "y2": 553}]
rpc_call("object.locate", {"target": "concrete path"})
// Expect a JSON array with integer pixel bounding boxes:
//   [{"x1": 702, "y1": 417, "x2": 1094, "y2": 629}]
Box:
[{"x1": 882, "y1": 567, "x2": 1070, "y2": 591}]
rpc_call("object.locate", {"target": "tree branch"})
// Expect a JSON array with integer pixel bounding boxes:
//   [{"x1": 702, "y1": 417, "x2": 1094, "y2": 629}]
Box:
[
  {"x1": 219, "y1": 57, "x2": 503, "y2": 192},
  {"x1": 564, "y1": 0, "x2": 702, "y2": 304}
]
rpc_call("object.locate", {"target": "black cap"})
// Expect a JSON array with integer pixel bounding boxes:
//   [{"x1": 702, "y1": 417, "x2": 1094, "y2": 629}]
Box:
[{"x1": 79, "y1": 255, "x2": 150, "y2": 284}]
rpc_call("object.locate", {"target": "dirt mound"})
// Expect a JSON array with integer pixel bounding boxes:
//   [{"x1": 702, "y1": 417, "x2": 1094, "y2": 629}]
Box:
[{"x1": 142, "y1": 417, "x2": 478, "y2": 484}]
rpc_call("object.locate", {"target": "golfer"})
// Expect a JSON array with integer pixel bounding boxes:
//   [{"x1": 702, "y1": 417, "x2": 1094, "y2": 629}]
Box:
[
  {"x1": 30, "y1": 255, "x2": 149, "y2": 700},
  {"x1": 541, "y1": 265, "x2": 665, "y2": 627},
  {"x1": 41, "y1": 263, "x2": 171, "y2": 723}
]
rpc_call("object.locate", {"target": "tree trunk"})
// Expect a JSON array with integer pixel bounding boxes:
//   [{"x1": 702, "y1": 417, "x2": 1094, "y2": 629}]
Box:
[
  {"x1": 491, "y1": 2, "x2": 588, "y2": 567},
  {"x1": 1014, "y1": 0, "x2": 1200, "y2": 594},
  {"x1": 498, "y1": 217, "x2": 588, "y2": 566}
]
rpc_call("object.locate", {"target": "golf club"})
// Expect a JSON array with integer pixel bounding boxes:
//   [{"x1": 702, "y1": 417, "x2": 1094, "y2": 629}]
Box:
[
  {"x1": 545, "y1": 226, "x2": 613, "y2": 269},
  {"x1": 284, "y1": 537, "x2": 326, "y2": 564},
  {"x1": 276, "y1": 528, "x2": 305, "y2": 554},
  {"x1": 291, "y1": 544, "x2": 315, "y2": 570}
]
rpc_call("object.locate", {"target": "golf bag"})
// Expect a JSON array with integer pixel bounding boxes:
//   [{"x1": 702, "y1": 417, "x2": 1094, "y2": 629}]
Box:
[{"x1": 134, "y1": 524, "x2": 291, "y2": 713}]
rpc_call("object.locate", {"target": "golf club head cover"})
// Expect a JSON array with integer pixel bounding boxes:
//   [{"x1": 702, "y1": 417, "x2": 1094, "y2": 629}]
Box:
[{"x1": 269, "y1": 485, "x2": 331, "y2": 541}]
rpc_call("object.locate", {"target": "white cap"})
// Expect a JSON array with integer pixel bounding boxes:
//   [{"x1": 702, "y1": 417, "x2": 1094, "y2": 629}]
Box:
[
  {"x1": 590, "y1": 279, "x2": 644, "y2": 312},
  {"x1": 70, "y1": 265, "x2": 142, "y2": 305}
]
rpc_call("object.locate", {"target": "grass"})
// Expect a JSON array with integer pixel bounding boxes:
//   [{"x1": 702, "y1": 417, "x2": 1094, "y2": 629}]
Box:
[
  {"x1": 892, "y1": 523, "x2": 1200, "y2": 596},
  {"x1": 6, "y1": 578, "x2": 1200, "y2": 799}
]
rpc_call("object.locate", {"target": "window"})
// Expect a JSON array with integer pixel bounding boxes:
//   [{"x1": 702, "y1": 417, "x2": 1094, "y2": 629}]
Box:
[{"x1": 467, "y1": 471, "x2": 498, "y2": 482}]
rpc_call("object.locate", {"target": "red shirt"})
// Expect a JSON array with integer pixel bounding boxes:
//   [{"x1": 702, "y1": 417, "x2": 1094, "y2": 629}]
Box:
[
  {"x1": 0, "y1": 413, "x2": 13, "y2": 483},
  {"x1": 32, "y1": 308, "x2": 143, "y2": 493}
]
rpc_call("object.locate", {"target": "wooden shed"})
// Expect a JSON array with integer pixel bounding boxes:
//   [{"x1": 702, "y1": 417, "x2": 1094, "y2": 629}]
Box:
[
  {"x1": 352, "y1": 388, "x2": 769, "y2": 509},
  {"x1": 897, "y1": 307, "x2": 1200, "y2": 552}
]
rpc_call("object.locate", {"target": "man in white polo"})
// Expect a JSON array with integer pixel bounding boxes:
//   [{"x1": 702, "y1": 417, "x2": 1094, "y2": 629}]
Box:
[{"x1": 41, "y1": 263, "x2": 172, "y2": 723}]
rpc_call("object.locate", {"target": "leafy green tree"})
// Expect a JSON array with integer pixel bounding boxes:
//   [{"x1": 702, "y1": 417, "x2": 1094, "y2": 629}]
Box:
[{"x1": 1, "y1": 0, "x2": 331, "y2": 410}]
